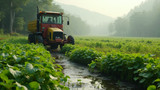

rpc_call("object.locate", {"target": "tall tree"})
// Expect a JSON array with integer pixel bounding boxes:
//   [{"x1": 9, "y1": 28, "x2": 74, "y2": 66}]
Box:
[{"x1": 9, "y1": 0, "x2": 28, "y2": 33}]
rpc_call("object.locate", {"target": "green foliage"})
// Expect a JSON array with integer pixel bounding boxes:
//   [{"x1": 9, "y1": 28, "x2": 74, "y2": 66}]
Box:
[
  {"x1": 89, "y1": 53, "x2": 160, "y2": 88},
  {"x1": 69, "y1": 47, "x2": 102, "y2": 65},
  {"x1": 75, "y1": 37, "x2": 160, "y2": 57},
  {"x1": 61, "y1": 44, "x2": 102, "y2": 65},
  {"x1": 14, "y1": 17, "x2": 25, "y2": 32},
  {"x1": 0, "y1": 37, "x2": 69, "y2": 89},
  {"x1": 147, "y1": 85, "x2": 156, "y2": 90},
  {"x1": 60, "y1": 44, "x2": 76, "y2": 54}
]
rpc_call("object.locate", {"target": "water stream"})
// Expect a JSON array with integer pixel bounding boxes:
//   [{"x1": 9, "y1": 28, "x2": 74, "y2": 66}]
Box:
[{"x1": 52, "y1": 53, "x2": 137, "y2": 90}]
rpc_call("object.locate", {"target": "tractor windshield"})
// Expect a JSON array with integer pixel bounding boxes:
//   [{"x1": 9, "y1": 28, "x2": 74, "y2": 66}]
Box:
[{"x1": 42, "y1": 14, "x2": 62, "y2": 24}]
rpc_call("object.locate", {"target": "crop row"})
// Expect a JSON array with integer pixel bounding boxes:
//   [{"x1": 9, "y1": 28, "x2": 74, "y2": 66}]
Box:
[
  {"x1": 0, "y1": 38, "x2": 69, "y2": 90},
  {"x1": 61, "y1": 44, "x2": 160, "y2": 89}
]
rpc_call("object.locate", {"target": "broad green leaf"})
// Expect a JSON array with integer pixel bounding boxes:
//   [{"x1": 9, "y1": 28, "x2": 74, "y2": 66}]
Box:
[
  {"x1": 37, "y1": 77, "x2": 45, "y2": 83},
  {"x1": 147, "y1": 85, "x2": 156, "y2": 90},
  {"x1": 128, "y1": 67, "x2": 133, "y2": 70},
  {"x1": 16, "y1": 58, "x2": 22, "y2": 63},
  {"x1": 146, "y1": 64, "x2": 152, "y2": 69},
  {"x1": 13, "y1": 55, "x2": 17, "y2": 60},
  {"x1": 33, "y1": 57, "x2": 40, "y2": 60},
  {"x1": 7, "y1": 64, "x2": 13, "y2": 68},
  {"x1": 29, "y1": 81, "x2": 40, "y2": 90},
  {"x1": 9, "y1": 68, "x2": 21, "y2": 78},
  {"x1": 26, "y1": 63, "x2": 34, "y2": 74},
  {"x1": 154, "y1": 78, "x2": 160, "y2": 83},
  {"x1": 133, "y1": 77, "x2": 139, "y2": 81},
  {"x1": 0, "y1": 73, "x2": 9, "y2": 82},
  {"x1": 139, "y1": 73, "x2": 152, "y2": 78},
  {"x1": 2, "y1": 53, "x2": 5, "y2": 57},
  {"x1": 0, "y1": 82, "x2": 14, "y2": 89},
  {"x1": 49, "y1": 74, "x2": 57, "y2": 80},
  {"x1": 13, "y1": 55, "x2": 21, "y2": 62},
  {"x1": 90, "y1": 63, "x2": 96, "y2": 69},
  {"x1": 139, "y1": 78, "x2": 146, "y2": 83},
  {"x1": 16, "y1": 82, "x2": 28, "y2": 90}
]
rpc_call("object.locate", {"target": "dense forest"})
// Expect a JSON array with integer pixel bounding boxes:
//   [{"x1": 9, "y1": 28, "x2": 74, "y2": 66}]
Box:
[
  {"x1": 0, "y1": 0, "x2": 90, "y2": 35},
  {"x1": 109, "y1": 0, "x2": 160, "y2": 37}
]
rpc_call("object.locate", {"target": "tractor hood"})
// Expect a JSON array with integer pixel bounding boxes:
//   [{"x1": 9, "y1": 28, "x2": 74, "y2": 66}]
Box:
[
  {"x1": 47, "y1": 27, "x2": 64, "y2": 42},
  {"x1": 48, "y1": 27, "x2": 63, "y2": 33}
]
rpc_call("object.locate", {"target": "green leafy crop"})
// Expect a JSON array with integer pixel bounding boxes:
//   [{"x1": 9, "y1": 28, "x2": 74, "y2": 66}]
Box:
[{"x1": 0, "y1": 38, "x2": 69, "y2": 90}]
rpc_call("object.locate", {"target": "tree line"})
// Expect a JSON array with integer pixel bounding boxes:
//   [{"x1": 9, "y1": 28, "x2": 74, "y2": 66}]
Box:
[{"x1": 108, "y1": 0, "x2": 160, "y2": 37}]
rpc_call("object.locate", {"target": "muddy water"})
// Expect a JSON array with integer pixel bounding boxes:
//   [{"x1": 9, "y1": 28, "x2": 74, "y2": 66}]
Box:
[{"x1": 52, "y1": 53, "x2": 137, "y2": 90}]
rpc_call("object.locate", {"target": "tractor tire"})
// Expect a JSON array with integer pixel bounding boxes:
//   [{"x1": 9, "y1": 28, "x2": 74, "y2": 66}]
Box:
[
  {"x1": 67, "y1": 35, "x2": 75, "y2": 45},
  {"x1": 36, "y1": 35, "x2": 43, "y2": 44},
  {"x1": 28, "y1": 34, "x2": 35, "y2": 43}
]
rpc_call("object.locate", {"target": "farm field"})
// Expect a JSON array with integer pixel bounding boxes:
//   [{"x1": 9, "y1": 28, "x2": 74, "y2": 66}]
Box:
[
  {"x1": 1, "y1": 35, "x2": 160, "y2": 89},
  {"x1": 0, "y1": 36, "x2": 69, "y2": 90},
  {"x1": 61, "y1": 36, "x2": 160, "y2": 89},
  {"x1": 75, "y1": 36, "x2": 160, "y2": 57}
]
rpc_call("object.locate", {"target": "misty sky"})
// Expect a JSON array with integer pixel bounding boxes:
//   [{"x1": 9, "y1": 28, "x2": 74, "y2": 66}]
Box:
[{"x1": 55, "y1": 0, "x2": 146, "y2": 18}]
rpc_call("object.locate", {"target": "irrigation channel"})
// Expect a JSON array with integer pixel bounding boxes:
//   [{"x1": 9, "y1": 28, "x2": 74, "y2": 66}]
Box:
[{"x1": 52, "y1": 52, "x2": 138, "y2": 90}]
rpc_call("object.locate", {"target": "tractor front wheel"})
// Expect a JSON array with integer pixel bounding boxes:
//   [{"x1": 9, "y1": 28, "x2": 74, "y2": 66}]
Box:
[
  {"x1": 36, "y1": 35, "x2": 43, "y2": 44},
  {"x1": 67, "y1": 35, "x2": 75, "y2": 45}
]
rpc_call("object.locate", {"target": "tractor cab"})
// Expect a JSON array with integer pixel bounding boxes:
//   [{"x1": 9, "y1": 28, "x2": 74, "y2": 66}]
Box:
[{"x1": 39, "y1": 11, "x2": 63, "y2": 25}]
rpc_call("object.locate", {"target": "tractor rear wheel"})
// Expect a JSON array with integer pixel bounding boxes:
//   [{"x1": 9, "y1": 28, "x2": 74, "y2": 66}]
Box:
[
  {"x1": 67, "y1": 35, "x2": 75, "y2": 45},
  {"x1": 28, "y1": 34, "x2": 35, "y2": 43},
  {"x1": 36, "y1": 35, "x2": 43, "y2": 44}
]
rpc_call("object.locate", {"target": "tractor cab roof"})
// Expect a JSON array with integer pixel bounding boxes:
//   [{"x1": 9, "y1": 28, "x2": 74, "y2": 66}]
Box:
[{"x1": 39, "y1": 11, "x2": 63, "y2": 15}]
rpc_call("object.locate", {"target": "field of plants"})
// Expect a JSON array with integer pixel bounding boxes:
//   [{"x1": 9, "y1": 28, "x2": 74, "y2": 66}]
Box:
[
  {"x1": 75, "y1": 36, "x2": 160, "y2": 57},
  {"x1": 61, "y1": 36, "x2": 160, "y2": 90},
  {"x1": 0, "y1": 36, "x2": 69, "y2": 90},
  {"x1": 1, "y1": 36, "x2": 160, "y2": 90}
]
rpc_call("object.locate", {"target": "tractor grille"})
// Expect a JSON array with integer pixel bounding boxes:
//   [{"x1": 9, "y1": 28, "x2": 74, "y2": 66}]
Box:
[{"x1": 53, "y1": 32, "x2": 63, "y2": 40}]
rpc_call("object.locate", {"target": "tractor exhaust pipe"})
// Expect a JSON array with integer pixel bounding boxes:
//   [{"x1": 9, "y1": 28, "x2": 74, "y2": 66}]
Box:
[{"x1": 37, "y1": 6, "x2": 40, "y2": 32}]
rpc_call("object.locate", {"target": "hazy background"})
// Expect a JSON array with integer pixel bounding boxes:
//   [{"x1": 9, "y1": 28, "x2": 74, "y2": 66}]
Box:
[
  {"x1": 55, "y1": 0, "x2": 146, "y2": 18},
  {"x1": 0, "y1": 0, "x2": 160, "y2": 37}
]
